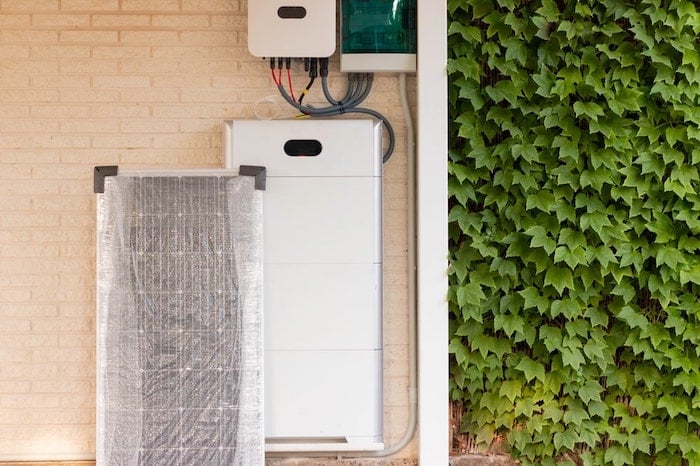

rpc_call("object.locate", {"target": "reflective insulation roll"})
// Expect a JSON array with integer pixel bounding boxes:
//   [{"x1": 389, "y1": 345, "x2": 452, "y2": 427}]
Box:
[{"x1": 96, "y1": 174, "x2": 264, "y2": 465}]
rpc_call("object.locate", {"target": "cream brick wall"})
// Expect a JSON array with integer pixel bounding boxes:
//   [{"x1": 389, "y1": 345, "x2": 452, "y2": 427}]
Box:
[{"x1": 0, "y1": 0, "x2": 414, "y2": 460}]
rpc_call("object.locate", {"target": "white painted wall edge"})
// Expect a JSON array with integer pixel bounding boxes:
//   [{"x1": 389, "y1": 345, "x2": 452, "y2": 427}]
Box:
[{"x1": 417, "y1": 1, "x2": 449, "y2": 465}]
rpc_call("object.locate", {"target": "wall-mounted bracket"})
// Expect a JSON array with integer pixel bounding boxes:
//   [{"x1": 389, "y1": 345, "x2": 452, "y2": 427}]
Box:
[
  {"x1": 239, "y1": 165, "x2": 267, "y2": 190},
  {"x1": 94, "y1": 166, "x2": 119, "y2": 193}
]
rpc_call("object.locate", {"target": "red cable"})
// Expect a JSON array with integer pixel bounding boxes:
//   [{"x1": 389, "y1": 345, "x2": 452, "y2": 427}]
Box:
[
  {"x1": 277, "y1": 68, "x2": 283, "y2": 86},
  {"x1": 270, "y1": 68, "x2": 280, "y2": 86},
  {"x1": 287, "y1": 69, "x2": 295, "y2": 101}
]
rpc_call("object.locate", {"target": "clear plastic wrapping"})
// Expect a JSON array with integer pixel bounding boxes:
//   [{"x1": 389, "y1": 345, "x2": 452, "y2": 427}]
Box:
[{"x1": 97, "y1": 175, "x2": 263, "y2": 465}]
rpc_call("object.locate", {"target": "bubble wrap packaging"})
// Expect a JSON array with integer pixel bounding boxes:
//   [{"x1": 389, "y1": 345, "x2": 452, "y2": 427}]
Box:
[{"x1": 97, "y1": 175, "x2": 263, "y2": 465}]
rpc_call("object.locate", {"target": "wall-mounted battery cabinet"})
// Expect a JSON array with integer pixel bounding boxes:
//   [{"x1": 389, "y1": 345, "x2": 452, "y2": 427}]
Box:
[
  {"x1": 248, "y1": 1, "x2": 336, "y2": 58},
  {"x1": 225, "y1": 119, "x2": 384, "y2": 452},
  {"x1": 341, "y1": 0, "x2": 417, "y2": 72}
]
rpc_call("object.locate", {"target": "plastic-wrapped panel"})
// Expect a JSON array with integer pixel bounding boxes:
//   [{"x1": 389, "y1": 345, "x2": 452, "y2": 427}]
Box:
[{"x1": 97, "y1": 175, "x2": 263, "y2": 466}]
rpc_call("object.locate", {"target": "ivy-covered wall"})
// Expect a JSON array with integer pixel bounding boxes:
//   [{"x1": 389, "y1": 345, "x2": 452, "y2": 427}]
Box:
[{"x1": 447, "y1": 1, "x2": 700, "y2": 465}]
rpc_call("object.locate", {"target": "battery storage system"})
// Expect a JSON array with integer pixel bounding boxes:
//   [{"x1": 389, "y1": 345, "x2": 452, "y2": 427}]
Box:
[{"x1": 225, "y1": 119, "x2": 384, "y2": 452}]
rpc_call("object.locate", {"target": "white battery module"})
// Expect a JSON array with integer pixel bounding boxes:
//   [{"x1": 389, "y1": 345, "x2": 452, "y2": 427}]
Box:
[
  {"x1": 248, "y1": 1, "x2": 336, "y2": 58},
  {"x1": 225, "y1": 119, "x2": 384, "y2": 452}
]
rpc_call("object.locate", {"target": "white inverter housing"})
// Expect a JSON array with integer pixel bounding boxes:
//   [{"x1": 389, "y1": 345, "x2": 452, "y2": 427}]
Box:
[
  {"x1": 248, "y1": 1, "x2": 336, "y2": 58},
  {"x1": 225, "y1": 119, "x2": 384, "y2": 452}
]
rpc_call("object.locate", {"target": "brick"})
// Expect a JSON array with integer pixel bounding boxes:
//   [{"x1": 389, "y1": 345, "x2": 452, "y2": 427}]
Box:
[
  {"x1": 2, "y1": 118, "x2": 60, "y2": 133},
  {"x1": 119, "y1": 87, "x2": 179, "y2": 102},
  {"x1": 152, "y1": 45, "x2": 211, "y2": 58},
  {"x1": 0, "y1": 213, "x2": 60, "y2": 228},
  {"x1": 211, "y1": 14, "x2": 246, "y2": 29},
  {"x1": 2, "y1": 0, "x2": 59, "y2": 10},
  {"x1": 60, "y1": 118, "x2": 119, "y2": 133},
  {"x1": 58, "y1": 332, "x2": 94, "y2": 347},
  {"x1": 180, "y1": 87, "x2": 234, "y2": 103},
  {"x1": 90, "y1": 104, "x2": 149, "y2": 118},
  {"x1": 32, "y1": 134, "x2": 92, "y2": 148},
  {"x1": 0, "y1": 243, "x2": 60, "y2": 258},
  {"x1": 91, "y1": 45, "x2": 150, "y2": 58},
  {"x1": 31, "y1": 378, "x2": 93, "y2": 394},
  {"x1": 91, "y1": 134, "x2": 152, "y2": 148},
  {"x1": 32, "y1": 165, "x2": 90, "y2": 179},
  {"x1": 58, "y1": 58, "x2": 118, "y2": 74},
  {"x1": 0, "y1": 380, "x2": 31, "y2": 393},
  {"x1": 0, "y1": 334, "x2": 58, "y2": 348},
  {"x1": 152, "y1": 14, "x2": 210, "y2": 28},
  {"x1": 119, "y1": 30, "x2": 178, "y2": 44},
  {"x1": 180, "y1": 30, "x2": 236, "y2": 46},
  {"x1": 32, "y1": 318, "x2": 92, "y2": 333},
  {"x1": 58, "y1": 30, "x2": 118, "y2": 46},
  {"x1": 0, "y1": 44, "x2": 30, "y2": 58},
  {"x1": 182, "y1": 0, "x2": 238, "y2": 12},
  {"x1": 122, "y1": 0, "x2": 180, "y2": 12},
  {"x1": 0, "y1": 14, "x2": 31, "y2": 26},
  {"x1": 92, "y1": 75, "x2": 150, "y2": 88},
  {"x1": 61, "y1": 0, "x2": 119, "y2": 10},
  {"x1": 1, "y1": 30, "x2": 58, "y2": 44},
  {"x1": 91, "y1": 14, "x2": 150, "y2": 27},
  {"x1": 32, "y1": 13, "x2": 90, "y2": 27},
  {"x1": 120, "y1": 119, "x2": 178, "y2": 133},
  {"x1": 30, "y1": 104, "x2": 90, "y2": 118}
]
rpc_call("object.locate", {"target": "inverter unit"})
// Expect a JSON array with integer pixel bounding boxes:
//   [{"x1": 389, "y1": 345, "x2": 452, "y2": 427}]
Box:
[
  {"x1": 248, "y1": 1, "x2": 336, "y2": 58},
  {"x1": 225, "y1": 119, "x2": 384, "y2": 452}
]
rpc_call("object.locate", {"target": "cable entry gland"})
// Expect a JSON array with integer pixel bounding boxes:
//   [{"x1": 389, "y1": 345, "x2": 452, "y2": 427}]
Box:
[{"x1": 225, "y1": 119, "x2": 384, "y2": 453}]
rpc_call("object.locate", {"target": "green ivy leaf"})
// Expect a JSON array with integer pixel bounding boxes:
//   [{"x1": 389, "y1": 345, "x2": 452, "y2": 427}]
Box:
[
  {"x1": 658, "y1": 395, "x2": 688, "y2": 418},
  {"x1": 515, "y1": 357, "x2": 546, "y2": 383},
  {"x1": 604, "y1": 445, "x2": 634, "y2": 466},
  {"x1": 545, "y1": 266, "x2": 574, "y2": 294}
]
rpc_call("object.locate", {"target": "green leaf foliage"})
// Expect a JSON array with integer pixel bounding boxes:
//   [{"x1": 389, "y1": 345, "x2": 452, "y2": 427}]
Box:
[{"x1": 448, "y1": 1, "x2": 700, "y2": 464}]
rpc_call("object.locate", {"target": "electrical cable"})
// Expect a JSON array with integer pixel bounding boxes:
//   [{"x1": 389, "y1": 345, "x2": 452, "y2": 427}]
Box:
[
  {"x1": 287, "y1": 68, "x2": 295, "y2": 102},
  {"x1": 277, "y1": 81, "x2": 394, "y2": 162}
]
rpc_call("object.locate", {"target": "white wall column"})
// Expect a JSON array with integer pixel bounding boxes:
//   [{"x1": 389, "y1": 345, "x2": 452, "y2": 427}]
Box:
[{"x1": 417, "y1": 1, "x2": 449, "y2": 464}]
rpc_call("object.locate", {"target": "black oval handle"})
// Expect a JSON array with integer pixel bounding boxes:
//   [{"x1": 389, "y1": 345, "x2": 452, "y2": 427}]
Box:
[
  {"x1": 277, "y1": 6, "x2": 307, "y2": 19},
  {"x1": 284, "y1": 139, "x2": 323, "y2": 157}
]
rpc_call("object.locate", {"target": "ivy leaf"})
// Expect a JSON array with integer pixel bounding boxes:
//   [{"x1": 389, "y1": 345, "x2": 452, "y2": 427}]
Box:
[
  {"x1": 525, "y1": 225, "x2": 557, "y2": 254},
  {"x1": 617, "y1": 305, "x2": 649, "y2": 330},
  {"x1": 448, "y1": 22, "x2": 481, "y2": 43},
  {"x1": 578, "y1": 380, "x2": 603, "y2": 404},
  {"x1": 456, "y1": 283, "x2": 486, "y2": 307},
  {"x1": 574, "y1": 101, "x2": 605, "y2": 122},
  {"x1": 515, "y1": 357, "x2": 546, "y2": 383},
  {"x1": 658, "y1": 395, "x2": 688, "y2": 418},
  {"x1": 540, "y1": 326, "x2": 562, "y2": 352},
  {"x1": 629, "y1": 395, "x2": 655, "y2": 416},
  {"x1": 494, "y1": 313, "x2": 525, "y2": 337},
  {"x1": 562, "y1": 401, "x2": 590, "y2": 426},
  {"x1": 560, "y1": 346, "x2": 585, "y2": 370},
  {"x1": 545, "y1": 266, "x2": 574, "y2": 294},
  {"x1": 519, "y1": 286, "x2": 550, "y2": 312},
  {"x1": 680, "y1": 263, "x2": 700, "y2": 285},
  {"x1": 449, "y1": 338, "x2": 469, "y2": 366},
  {"x1": 604, "y1": 445, "x2": 634, "y2": 466},
  {"x1": 536, "y1": 0, "x2": 560, "y2": 22},
  {"x1": 499, "y1": 380, "x2": 522, "y2": 403},
  {"x1": 553, "y1": 429, "x2": 578, "y2": 450}
]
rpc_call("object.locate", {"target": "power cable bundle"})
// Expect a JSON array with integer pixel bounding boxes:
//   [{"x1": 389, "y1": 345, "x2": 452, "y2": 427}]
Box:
[{"x1": 270, "y1": 58, "x2": 395, "y2": 162}]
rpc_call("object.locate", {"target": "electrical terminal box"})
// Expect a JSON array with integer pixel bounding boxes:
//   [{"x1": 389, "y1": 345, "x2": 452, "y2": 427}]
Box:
[
  {"x1": 248, "y1": 1, "x2": 336, "y2": 58},
  {"x1": 340, "y1": 0, "x2": 417, "y2": 72}
]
